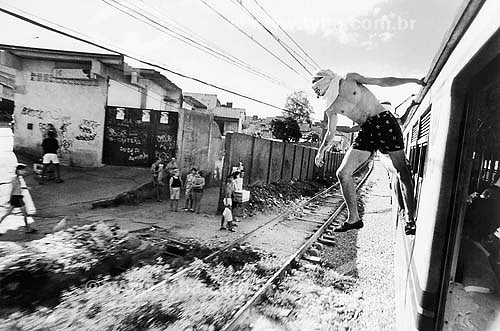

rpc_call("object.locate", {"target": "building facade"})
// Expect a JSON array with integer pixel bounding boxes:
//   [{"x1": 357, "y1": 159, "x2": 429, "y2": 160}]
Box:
[
  {"x1": 0, "y1": 45, "x2": 181, "y2": 167},
  {"x1": 183, "y1": 92, "x2": 245, "y2": 135}
]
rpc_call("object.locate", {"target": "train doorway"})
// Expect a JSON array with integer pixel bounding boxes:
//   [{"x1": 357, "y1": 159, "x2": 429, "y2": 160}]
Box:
[{"x1": 440, "y1": 34, "x2": 500, "y2": 330}]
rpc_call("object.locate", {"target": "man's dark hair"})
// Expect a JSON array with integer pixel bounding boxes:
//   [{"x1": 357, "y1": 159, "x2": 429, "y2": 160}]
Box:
[
  {"x1": 48, "y1": 130, "x2": 56, "y2": 138},
  {"x1": 191, "y1": 167, "x2": 197, "y2": 172}
]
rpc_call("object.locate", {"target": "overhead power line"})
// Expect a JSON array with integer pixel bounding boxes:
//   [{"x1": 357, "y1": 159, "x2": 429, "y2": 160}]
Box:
[
  {"x1": 0, "y1": 3, "x2": 292, "y2": 113},
  {"x1": 231, "y1": 0, "x2": 314, "y2": 76},
  {"x1": 197, "y1": 0, "x2": 309, "y2": 82},
  {"x1": 102, "y1": 0, "x2": 285, "y2": 86},
  {"x1": 251, "y1": 0, "x2": 321, "y2": 71}
]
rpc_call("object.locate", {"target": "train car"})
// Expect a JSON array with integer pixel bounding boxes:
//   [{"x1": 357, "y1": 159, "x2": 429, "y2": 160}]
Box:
[{"x1": 395, "y1": 0, "x2": 500, "y2": 330}]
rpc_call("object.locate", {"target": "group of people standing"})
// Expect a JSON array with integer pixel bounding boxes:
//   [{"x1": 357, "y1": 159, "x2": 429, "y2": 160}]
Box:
[{"x1": 151, "y1": 157, "x2": 205, "y2": 213}]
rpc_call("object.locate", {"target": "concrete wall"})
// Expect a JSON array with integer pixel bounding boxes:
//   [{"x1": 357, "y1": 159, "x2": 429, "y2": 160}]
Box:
[
  {"x1": 177, "y1": 108, "x2": 223, "y2": 186},
  {"x1": 282, "y1": 143, "x2": 295, "y2": 182},
  {"x1": 268, "y1": 141, "x2": 283, "y2": 183},
  {"x1": 13, "y1": 59, "x2": 107, "y2": 167},
  {"x1": 107, "y1": 79, "x2": 142, "y2": 109},
  {"x1": 249, "y1": 138, "x2": 270, "y2": 186},
  {"x1": 218, "y1": 133, "x2": 344, "y2": 212}
]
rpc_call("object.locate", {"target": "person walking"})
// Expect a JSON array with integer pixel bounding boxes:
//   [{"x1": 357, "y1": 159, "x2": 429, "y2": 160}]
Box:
[
  {"x1": 312, "y1": 69, "x2": 424, "y2": 234},
  {"x1": 0, "y1": 164, "x2": 36, "y2": 233},
  {"x1": 40, "y1": 130, "x2": 63, "y2": 184},
  {"x1": 184, "y1": 167, "x2": 197, "y2": 211},
  {"x1": 169, "y1": 169, "x2": 182, "y2": 212},
  {"x1": 191, "y1": 170, "x2": 205, "y2": 214}
]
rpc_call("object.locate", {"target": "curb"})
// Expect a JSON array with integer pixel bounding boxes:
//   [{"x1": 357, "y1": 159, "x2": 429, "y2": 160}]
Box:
[{"x1": 91, "y1": 181, "x2": 155, "y2": 209}]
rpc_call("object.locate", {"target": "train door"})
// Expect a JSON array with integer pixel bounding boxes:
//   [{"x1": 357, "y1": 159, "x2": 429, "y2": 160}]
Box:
[{"x1": 439, "y1": 49, "x2": 500, "y2": 330}]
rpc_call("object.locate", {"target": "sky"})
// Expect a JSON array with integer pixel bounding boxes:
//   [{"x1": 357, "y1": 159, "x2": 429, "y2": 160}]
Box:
[{"x1": 0, "y1": 0, "x2": 463, "y2": 121}]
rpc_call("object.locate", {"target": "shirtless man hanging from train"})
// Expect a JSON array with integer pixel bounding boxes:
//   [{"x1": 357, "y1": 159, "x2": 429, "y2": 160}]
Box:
[{"x1": 312, "y1": 69, "x2": 425, "y2": 234}]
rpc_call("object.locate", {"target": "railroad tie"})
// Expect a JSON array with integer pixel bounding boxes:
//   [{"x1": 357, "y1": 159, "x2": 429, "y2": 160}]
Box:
[
  {"x1": 302, "y1": 255, "x2": 321, "y2": 264},
  {"x1": 318, "y1": 236, "x2": 336, "y2": 246}
]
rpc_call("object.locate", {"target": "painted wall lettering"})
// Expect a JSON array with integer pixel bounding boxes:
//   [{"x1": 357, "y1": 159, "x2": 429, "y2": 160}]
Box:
[
  {"x1": 21, "y1": 106, "x2": 44, "y2": 119},
  {"x1": 75, "y1": 119, "x2": 100, "y2": 142}
]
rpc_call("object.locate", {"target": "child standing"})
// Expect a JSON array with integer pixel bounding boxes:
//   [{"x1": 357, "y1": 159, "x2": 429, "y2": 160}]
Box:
[
  {"x1": 0, "y1": 164, "x2": 36, "y2": 233},
  {"x1": 221, "y1": 175, "x2": 236, "y2": 231},
  {"x1": 184, "y1": 167, "x2": 197, "y2": 211},
  {"x1": 169, "y1": 169, "x2": 182, "y2": 211}
]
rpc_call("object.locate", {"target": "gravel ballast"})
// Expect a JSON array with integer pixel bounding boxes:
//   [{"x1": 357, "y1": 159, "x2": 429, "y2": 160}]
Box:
[{"x1": 257, "y1": 160, "x2": 396, "y2": 331}]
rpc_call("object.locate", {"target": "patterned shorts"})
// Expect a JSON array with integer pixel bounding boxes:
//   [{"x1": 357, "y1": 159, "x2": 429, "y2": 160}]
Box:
[
  {"x1": 352, "y1": 111, "x2": 404, "y2": 154},
  {"x1": 9, "y1": 195, "x2": 24, "y2": 208}
]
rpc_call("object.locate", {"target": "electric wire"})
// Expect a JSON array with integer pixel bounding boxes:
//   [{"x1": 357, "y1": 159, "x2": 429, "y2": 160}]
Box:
[
  {"x1": 0, "y1": 3, "x2": 293, "y2": 113},
  {"x1": 231, "y1": 0, "x2": 314, "y2": 76},
  {"x1": 112, "y1": 0, "x2": 286, "y2": 86},
  {"x1": 136, "y1": 0, "x2": 247, "y2": 66},
  {"x1": 197, "y1": 0, "x2": 309, "y2": 82},
  {"x1": 251, "y1": 0, "x2": 321, "y2": 71},
  {"x1": 102, "y1": 0, "x2": 285, "y2": 86}
]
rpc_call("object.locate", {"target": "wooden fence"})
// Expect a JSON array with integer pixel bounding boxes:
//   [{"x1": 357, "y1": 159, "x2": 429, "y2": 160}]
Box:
[{"x1": 217, "y1": 133, "x2": 345, "y2": 213}]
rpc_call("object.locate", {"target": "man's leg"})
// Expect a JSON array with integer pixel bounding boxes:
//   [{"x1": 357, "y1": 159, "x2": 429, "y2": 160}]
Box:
[
  {"x1": 40, "y1": 163, "x2": 48, "y2": 184},
  {"x1": 387, "y1": 150, "x2": 416, "y2": 222},
  {"x1": 336, "y1": 147, "x2": 372, "y2": 224}
]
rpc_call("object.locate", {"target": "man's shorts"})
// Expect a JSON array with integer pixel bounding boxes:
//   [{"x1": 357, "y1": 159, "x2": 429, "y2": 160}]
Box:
[
  {"x1": 170, "y1": 187, "x2": 181, "y2": 200},
  {"x1": 352, "y1": 111, "x2": 404, "y2": 154},
  {"x1": 43, "y1": 153, "x2": 59, "y2": 164},
  {"x1": 9, "y1": 195, "x2": 24, "y2": 208}
]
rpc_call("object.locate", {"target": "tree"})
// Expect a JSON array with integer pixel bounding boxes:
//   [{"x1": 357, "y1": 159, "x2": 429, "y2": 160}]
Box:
[
  {"x1": 271, "y1": 117, "x2": 302, "y2": 142},
  {"x1": 284, "y1": 91, "x2": 313, "y2": 123},
  {"x1": 305, "y1": 131, "x2": 320, "y2": 143}
]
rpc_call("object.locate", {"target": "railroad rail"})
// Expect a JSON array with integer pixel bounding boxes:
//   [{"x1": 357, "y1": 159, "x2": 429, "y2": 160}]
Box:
[
  {"x1": 220, "y1": 160, "x2": 374, "y2": 331},
  {"x1": 145, "y1": 159, "x2": 372, "y2": 299}
]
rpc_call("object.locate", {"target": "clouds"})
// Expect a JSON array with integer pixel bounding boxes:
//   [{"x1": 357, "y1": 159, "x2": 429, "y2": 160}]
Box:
[{"x1": 223, "y1": 0, "x2": 417, "y2": 50}]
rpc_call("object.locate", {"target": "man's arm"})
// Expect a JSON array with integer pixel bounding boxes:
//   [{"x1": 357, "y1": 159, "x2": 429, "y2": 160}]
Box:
[
  {"x1": 346, "y1": 72, "x2": 425, "y2": 87},
  {"x1": 315, "y1": 112, "x2": 338, "y2": 167},
  {"x1": 336, "y1": 125, "x2": 360, "y2": 133}
]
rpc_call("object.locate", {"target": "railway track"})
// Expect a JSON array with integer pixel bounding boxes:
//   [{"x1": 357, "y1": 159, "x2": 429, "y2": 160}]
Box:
[
  {"x1": 220, "y1": 160, "x2": 374, "y2": 331},
  {"x1": 140, "y1": 159, "x2": 373, "y2": 329}
]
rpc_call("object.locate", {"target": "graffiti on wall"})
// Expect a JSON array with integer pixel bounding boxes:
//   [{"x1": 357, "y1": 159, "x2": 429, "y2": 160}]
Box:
[
  {"x1": 38, "y1": 123, "x2": 56, "y2": 136},
  {"x1": 21, "y1": 107, "x2": 44, "y2": 119},
  {"x1": 75, "y1": 119, "x2": 100, "y2": 142},
  {"x1": 20, "y1": 107, "x2": 61, "y2": 121},
  {"x1": 120, "y1": 146, "x2": 148, "y2": 162},
  {"x1": 106, "y1": 127, "x2": 142, "y2": 145},
  {"x1": 156, "y1": 134, "x2": 174, "y2": 150},
  {"x1": 59, "y1": 118, "x2": 73, "y2": 156}
]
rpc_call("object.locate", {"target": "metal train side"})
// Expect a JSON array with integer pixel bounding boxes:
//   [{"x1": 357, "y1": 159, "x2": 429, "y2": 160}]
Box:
[{"x1": 395, "y1": 1, "x2": 500, "y2": 330}]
